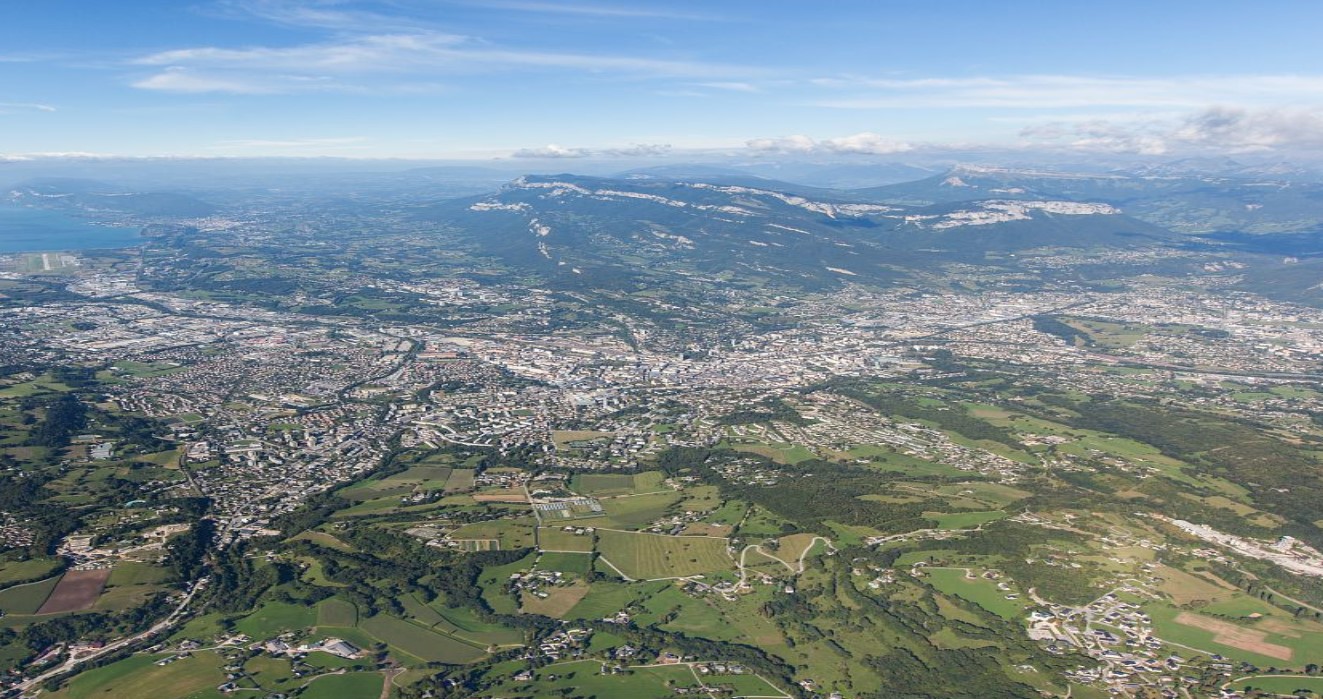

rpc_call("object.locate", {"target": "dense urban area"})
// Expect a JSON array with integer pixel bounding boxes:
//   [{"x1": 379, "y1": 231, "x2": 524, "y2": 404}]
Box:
[{"x1": 2, "y1": 164, "x2": 1323, "y2": 699}]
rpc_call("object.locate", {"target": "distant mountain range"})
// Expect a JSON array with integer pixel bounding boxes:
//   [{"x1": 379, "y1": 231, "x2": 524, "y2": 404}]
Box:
[
  {"x1": 418, "y1": 173, "x2": 1172, "y2": 289},
  {"x1": 5, "y1": 178, "x2": 218, "y2": 218}
]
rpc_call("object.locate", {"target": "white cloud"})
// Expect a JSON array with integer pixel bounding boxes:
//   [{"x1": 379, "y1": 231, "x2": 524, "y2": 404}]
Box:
[
  {"x1": 696, "y1": 81, "x2": 759, "y2": 93},
  {"x1": 1020, "y1": 107, "x2": 1323, "y2": 155},
  {"x1": 210, "y1": 137, "x2": 368, "y2": 150},
  {"x1": 747, "y1": 132, "x2": 911, "y2": 155},
  {"x1": 511, "y1": 144, "x2": 591, "y2": 158},
  {"x1": 467, "y1": 1, "x2": 719, "y2": 21},
  {"x1": 511, "y1": 143, "x2": 671, "y2": 158},
  {"x1": 0, "y1": 102, "x2": 57, "y2": 113},
  {"x1": 132, "y1": 67, "x2": 286, "y2": 94},
  {"x1": 821, "y1": 132, "x2": 912, "y2": 154},
  {"x1": 746, "y1": 134, "x2": 817, "y2": 153},
  {"x1": 809, "y1": 74, "x2": 1323, "y2": 110},
  {"x1": 130, "y1": 31, "x2": 756, "y2": 94}
]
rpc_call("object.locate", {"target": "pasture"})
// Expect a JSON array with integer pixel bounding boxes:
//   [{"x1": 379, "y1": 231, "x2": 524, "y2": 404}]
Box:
[
  {"x1": 923, "y1": 510, "x2": 1007, "y2": 529},
  {"x1": 572, "y1": 470, "x2": 666, "y2": 496},
  {"x1": 923, "y1": 568, "x2": 1027, "y2": 620},
  {"x1": 359, "y1": 614, "x2": 488, "y2": 664},
  {"x1": 1145, "y1": 603, "x2": 1323, "y2": 667},
  {"x1": 537, "y1": 526, "x2": 595, "y2": 552},
  {"x1": 316, "y1": 597, "x2": 358, "y2": 627},
  {"x1": 596, "y1": 529, "x2": 732, "y2": 580},
  {"x1": 521, "y1": 580, "x2": 591, "y2": 618},
  {"x1": 300, "y1": 672, "x2": 384, "y2": 699},
  {"x1": 47, "y1": 652, "x2": 224, "y2": 699},
  {"x1": 0, "y1": 576, "x2": 58, "y2": 615}
]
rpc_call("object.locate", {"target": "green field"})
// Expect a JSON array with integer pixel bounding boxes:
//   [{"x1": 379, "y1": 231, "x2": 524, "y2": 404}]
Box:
[
  {"x1": 485, "y1": 659, "x2": 725, "y2": 699},
  {"x1": 924, "y1": 510, "x2": 1007, "y2": 529},
  {"x1": 537, "y1": 551, "x2": 594, "y2": 575},
  {"x1": 49, "y1": 652, "x2": 225, "y2": 699},
  {"x1": 924, "y1": 568, "x2": 1027, "y2": 620},
  {"x1": 1145, "y1": 604, "x2": 1323, "y2": 668},
  {"x1": 340, "y1": 464, "x2": 452, "y2": 501},
  {"x1": 446, "y1": 468, "x2": 476, "y2": 492},
  {"x1": 448, "y1": 517, "x2": 536, "y2": 549},
  {"x1": 573, "y1": 471, "x2": 666, "y2": 496},
  {"x1": 730, "y1": 441, "x2": 817, "y2": 465},
  {"x1": 233, "y1": 601, "x2": 317, "y2": 638},
  {"x1": 0, "y1": 558, "x2": 62, "y2": 586},
  {"x1": 106, "y1": 562, "x2": 170, "y2": 587},
  {"x1": 359, "y1": 614, "x2": 488, "y2": 663},
  {"x1": 1234, "y1": 676, "x2": 1323, "y2": 696},
  {"x1": 595, "y1": 491, "x2": 681, "y2": 529},
  {"x1": 596, "y1": 529, "x2": 732, "y2": 580},
  {"x1": 425, "y1": 601, "x2": 526, "y2": 647},
  {"x1": 537, "y1": 526, "x2": 595, "y2": 552},
  {"x1": 316, "y1": 597, "x2": 358, "y2": 627},
  {"x1": 0, "y1": 576, "x2": 58, "y2": 614},
  {"x1": 300, "y1": 671, "x2": 384, "y2": 699}
]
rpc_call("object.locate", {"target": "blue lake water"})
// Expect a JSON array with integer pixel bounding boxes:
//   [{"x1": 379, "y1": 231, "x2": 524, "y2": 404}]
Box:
[{"x1": 0, "y1": 205, "x2": 144, "y2": 253}]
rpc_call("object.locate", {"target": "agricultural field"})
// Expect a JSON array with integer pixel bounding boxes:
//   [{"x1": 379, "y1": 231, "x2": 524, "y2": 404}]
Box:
[
  {"x1": 537, "y1": 526, "x2": 595, "y2": 552},
  {"x1": 105, "y1": 562, "x2": 169, "y2": 587},
  {"x1": 922, "y1": 568, "x2": 1028, "y2": 620},
  {"x1": 447, "y1": 516, "x2": 536, "y2": 549},
  {"x1": 0, "y1": 558, "x2": 62, "y2": 586},
  {"x1": 316, "y1": 597, "x2": 358, "y2": 627},
  {"x1": 46, "y1": 652, "x2": 226, "y2": 699},
  {"x1": 594, "y1": 491, "x2": 681, "y2": 529},
  {"x1": 359, "y1": 614, "x2": 488, "y2": 664},
  {"x1": 729, "y1": 441, "x2": 817, "y2": 465},
  {"x1": 1145, "y1": 603, "x2": 1323, "y2": 667},
  {"x1": 520, "y1": 579, "x2": 591, "y2": 617},
  {"x1": 595, "y1": 529, "x2": 733, "y2": 580},
  {"x1": 1233, "y1": 676, "x2": 1323, "y2": 696},
  {"x1": 537, "y1": 551, "x2": 595, "y2": 575},
  {"x1": 300, "y1": 672, "x2": 385, "y2": 699},
  {"x1": 923, "y1": 510, "x2": 1007, "y2": 529},
  {"x1": 233, "y1": 601, "x2": 317, "y2": 638},
  {"x1": 0, "y1": 576, "x2": 58, "y2": 615},
  {"x1": 339, "y1": 464, "x2": 452, "y2": 501},
  {"x1": 572, "y1": 470, "x2": 666, "y2": 496}
]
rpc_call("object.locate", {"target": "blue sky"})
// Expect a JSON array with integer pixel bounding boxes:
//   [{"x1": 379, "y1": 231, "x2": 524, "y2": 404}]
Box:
[{"x1": 2, "y1": 0, "x2": 1323, "y2": 159}]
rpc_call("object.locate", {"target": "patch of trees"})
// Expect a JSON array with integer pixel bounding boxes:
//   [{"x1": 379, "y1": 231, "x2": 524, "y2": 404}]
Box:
[
  {"x1": 716, "y1": 397, "x2": 810, "y2": 426},
  {"x1": 208, "y1": 544, "x2": 295, "y2": 614},
  {"x1": 668, "y1": 449, "x2": 937, "y2": 534},
  {"x1": 1031, "y1": 315, "x2": 1092, "y2": 346},
  {"x1": 1067, "y1": 399, "x2": 1323, "y2": 538},
  {"x1": 165, "y1": 518, "x2": 215, "y2": 582},
  {"x1": 31, "y1": 394, "x2": 87, "y2": 448},
  {"x1": 833, "y1": 382, "x2": 1023, "y2": 451}
]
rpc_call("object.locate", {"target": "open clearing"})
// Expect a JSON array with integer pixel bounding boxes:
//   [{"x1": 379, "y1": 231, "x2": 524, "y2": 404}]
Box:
[
  {"x1": 573, "y1": 470, "x2": 666, "y2": 496},
  {"x1": 0, "y1": 576, "x2": 59, "y2": 614},
  {"x1": 923, "y1": 568, "x2": 1026, "y2": 620},
  {"x1": 300, "y1": 672, "x2": 384, "y2": 699},
  {"x1": 37, "y1": 569, "x2": 111, "y2": 614},
  {"x1": 1156, "y1": 564, "x2": 1237, "y2": 606},
  {"x1": 316, "y1": 597, "x2": 358, "y2": 627},
  {"x1": 521, "y1": 579, "x2": 591, "y2": 618},
  {"x1": 359, "y1": 614, "x2": 488, "y2": 664},
  {"x1": 48, "y1": 651, "x2": 224, "y2": 699},
  {"x1": 1173, "y1": 611, "x2": 1293, "y2": 661},
  {"x1": 537, "y1": 526, "x2": 595, "y2": 552},
  {"x1": 596, "y1": 529, "x2": 732, "y2": 580}
]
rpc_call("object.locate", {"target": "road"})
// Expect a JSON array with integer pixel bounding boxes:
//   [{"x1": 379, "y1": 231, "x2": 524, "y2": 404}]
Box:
[
  {"x1": 14, "y1": 577, "x2": 208, "y2": 696},
  {"x1": 13, "y1": 483, "x2": 276, "y2": 696}
]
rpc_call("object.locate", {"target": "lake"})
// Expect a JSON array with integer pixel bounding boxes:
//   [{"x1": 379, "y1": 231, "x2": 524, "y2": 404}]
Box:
[{"x1": 0, "y1": 204, "x2": 144, "y2": 252}]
